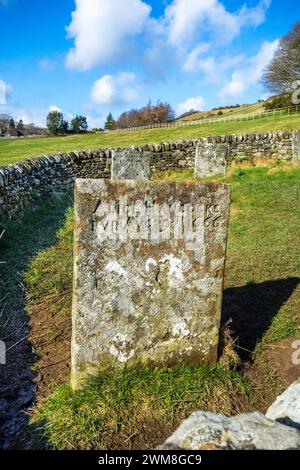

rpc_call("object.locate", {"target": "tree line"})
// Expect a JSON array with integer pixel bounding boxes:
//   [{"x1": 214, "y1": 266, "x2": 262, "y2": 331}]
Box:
[
  {"x1": 46, "y1": 100, "x2": 175, "y2": 135},
  {"x1": 46, "y1": 111, "x2": 88, "y2": 135},
  {"x1": 104, "y1": 100, "x2": 175, "y2": 130}
]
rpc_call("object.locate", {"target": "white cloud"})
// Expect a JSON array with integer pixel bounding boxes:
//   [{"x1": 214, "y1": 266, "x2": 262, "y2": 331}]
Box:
[
  {"x1": 0, "y1": 80, "x2": 12, "y2": 105},
  {"x1": 221, "y1": 72, "x2": 247, "y2": 98},
  {"x1": 0, "y1": 80, "x2": 46, "y2": 126},
  {"x1": 164, "y1": 0, "x2": 271, "y2": 50},
  {"x1": 182, "y1": 45, "x2": 211, "y2": 72},
  {"x1": 91, "y1": 72, "x2": 139, "y2": 106},
  {"x1": 48, "y1": 106, "x2": 73, "y2": 122},
  {"x1": 220, "y1": 39, "x2": 279, "y2": 100},
  {"x1": 39, "y1": 58, "x2": 56, "y2": 71},
  {"x1": 138, "y1": 0, "x2": 271, "y2": 80},
  {"x1": 183, "y1": 49, "x2": 244, "y2": 79},
  {"x1": 86, "y1": 114, "x2": 106, "y2": 129},
  {"x1": 3, "y1": 107, "x2": 47, "y2": 127},
  {"x1": 0, "y1": 80, "x2": 8, "y2": 105},
  {"x1": 238, "y1": 0, "x2": 271, "y2": 28},
  {"x1": 177, "y1": 96, "x2": 206, "y2": 116},
  {"x1": 48, "y1": 105, "x2": 63, "y2": 113},
  {"x1": 66, "y1": 112, "x2": 74, "y2": 121},
  {"x1": 252, "y1": 39, "x2": 280, "y2": 82},
  {"x1": 0, "y1": 104, "x2": 74, "y2": 128},
  {"x1": 66, "y1": 0, "x2": 151, "y2": 70}
]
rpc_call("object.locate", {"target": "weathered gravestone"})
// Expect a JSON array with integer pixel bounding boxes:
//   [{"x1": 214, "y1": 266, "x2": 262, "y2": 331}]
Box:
[
  {"x1": 111, "y1": 150, "x2": 151, "y2": 180},
  {"x1": 292, "y1": 131, "x2": 300, "y2": 165},
  {"x1": 71, "y1": 179, "x2": 230, "y2": 390},
  {"x1": 195, "y1": 142, "x2": 229, "y2": 178}
]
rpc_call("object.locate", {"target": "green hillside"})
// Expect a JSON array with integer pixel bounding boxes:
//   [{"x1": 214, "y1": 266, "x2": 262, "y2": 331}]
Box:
[
  {"x1": 176, "y1": 101, "x2": 267, "y2": 121},
  {"x1": 0, "y1": 111, "x2": 300, "y2": 167}
]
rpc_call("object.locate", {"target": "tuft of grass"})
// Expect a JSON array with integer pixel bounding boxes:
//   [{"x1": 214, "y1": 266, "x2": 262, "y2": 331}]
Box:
[
  {"x1": 261, "y1": 314, "x2": 298, "y2": 344},
  {"x1": 25, "y1": 207, "x2": 74, "y2": 316},
  {"x1": 32, "y1": 364, "x2": 252, "y2": 450},
  {"x1": 152, "y1": 169, "x2": 194, "y2": 181},
  {"x1": 0, "y1": 195, "x2": 72, "y2": 338}
]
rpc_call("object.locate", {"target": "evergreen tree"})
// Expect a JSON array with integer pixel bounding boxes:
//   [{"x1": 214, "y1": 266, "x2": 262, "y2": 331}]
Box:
[
  {"x1": 104, "y1": 113, "x2": 116, "y2": 130},
  {"x1": 71, "y1": 115, "x2": 88, "y2": 133},
  {"x1": 16, "y1": 119, "x2": 24, "y2": 130},
  {"x1": 46, "y1": 111, "x2": 68, "y2": 135}
]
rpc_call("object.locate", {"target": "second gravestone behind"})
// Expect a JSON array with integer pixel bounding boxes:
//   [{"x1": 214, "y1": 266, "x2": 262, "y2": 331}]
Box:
[
  {"x1": 111, "y1": 150, "x2": 151, "y2": 180},
  {"x1": 292, "y1": 131, "x2": 300, "y2": 165},
  {"x1": 195, "y1": 142, "x2": 229, "y2": 178},
  {"x1": 71, "y1": 179, "x2": 230, "y2": 390}
]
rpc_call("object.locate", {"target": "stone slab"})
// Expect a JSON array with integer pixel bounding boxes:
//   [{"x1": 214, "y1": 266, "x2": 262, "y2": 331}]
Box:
[
  {"x1": 195, "y1": 142, "x2": 229, "y2": 178},
  {"x1": 71, "y1": 179, "x2": 230, "y2": 390},
  {"x1": 292, "y1": 131, "x2": 300, "y2": 165},
  {"x1": 111, "y1": 151, "x2": 151, "y2": 180},
  {"x1": 266, "y1": 378, "x2": 300, "y2": 430},
  {"x1": 160, "y1": 411, "x2": 300, "y2": 450}
]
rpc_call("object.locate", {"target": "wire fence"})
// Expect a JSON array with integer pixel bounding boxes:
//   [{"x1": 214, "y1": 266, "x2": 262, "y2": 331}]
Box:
[{"x1": 107, "y1": 105, "x2": 300, "y2": 134}]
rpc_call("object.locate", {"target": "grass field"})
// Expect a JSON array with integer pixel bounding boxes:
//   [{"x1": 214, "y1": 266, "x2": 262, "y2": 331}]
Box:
[
  {"x1": 0, "y1": 113, "x2": 300, "y2": 167},
  {"x1": 18, "y1": 163, "x2": 300, "y2": 449}
]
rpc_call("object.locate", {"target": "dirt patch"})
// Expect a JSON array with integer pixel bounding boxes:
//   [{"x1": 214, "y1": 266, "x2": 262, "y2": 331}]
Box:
[
  {"x1": 243, "y1": 337, "x2": 300, "y2": 415},
  {"x1": 99, "y1": 418, "x2": 175, "y2": 451},
  {"x1": 264, "y1": 337, "x2": 300, "y2": 388},
  {"x1": 28, "y1": 295, "x2": 72, "y2": 402}
]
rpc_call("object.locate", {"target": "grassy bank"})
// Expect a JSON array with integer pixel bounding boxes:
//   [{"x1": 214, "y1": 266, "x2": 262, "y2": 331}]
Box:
[
  {"x1": 0, "y1": 113, "x2": 300, "y2": 166},
  {"x1": 0, "y1": 194, "x2": 73, "y2": 448},
  {"x1": 23, "y1": 164, "x2": 300, "y2": 449},
  {"x1": 0, "y1": 195, "x2": 73, "y2": 343}
]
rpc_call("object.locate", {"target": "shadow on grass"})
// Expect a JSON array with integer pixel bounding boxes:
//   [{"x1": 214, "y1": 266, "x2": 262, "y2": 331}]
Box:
[
  {"x1": 222, "y1": 277, "x2": 300, "y2": 360},
  {"x1": 0, "y1": 193, "x2": 73, "y2": 449}
]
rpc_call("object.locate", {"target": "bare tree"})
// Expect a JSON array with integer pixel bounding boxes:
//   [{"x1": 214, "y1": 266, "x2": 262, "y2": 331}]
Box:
[
  {"x1": 116, "y1": 100, "x2": 175, "y2": 129},
  {"x1": 262, "y1": 22, "x2": 300, "y2": 94}
]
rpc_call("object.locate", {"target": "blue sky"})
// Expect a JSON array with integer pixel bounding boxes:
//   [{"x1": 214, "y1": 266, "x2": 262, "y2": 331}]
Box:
[{"x1": 0, "y1": 0, "x2": 298, "y2": 128}]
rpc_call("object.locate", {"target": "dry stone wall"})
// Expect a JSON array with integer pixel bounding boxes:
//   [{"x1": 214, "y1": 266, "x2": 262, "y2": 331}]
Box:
[{"x1": 0, "y1": 130, "x2": 297, "y2": 221}]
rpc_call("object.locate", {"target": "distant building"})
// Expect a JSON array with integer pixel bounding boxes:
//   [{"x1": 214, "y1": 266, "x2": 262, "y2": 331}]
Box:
[{"x1": 1, "y1": 128, "x2": 24, "y2": 138}]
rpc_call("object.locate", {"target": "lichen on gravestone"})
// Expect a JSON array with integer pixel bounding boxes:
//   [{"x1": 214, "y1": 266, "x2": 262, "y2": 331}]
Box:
[
  {"x1": 195, "y1": 142, "x2": 229, "y2": 178},
  {"x1": 111, "y1": 150, "x2": 151, "y2": 180},
  {"x1": 71, "y1": 179, "x2": 230, "y2": 390},
  {"x1": 292, "y1": 131, "x2": 300, "y2": 165}
]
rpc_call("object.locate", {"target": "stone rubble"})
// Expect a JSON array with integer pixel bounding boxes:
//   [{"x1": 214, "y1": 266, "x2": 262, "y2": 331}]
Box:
[
  {"x1": 266, "y1": 379, "x2": 300, "y2": 430},
  {"x1": 161, "y1": 379, "x2": 300, "y2": 450},
  {"x1": 161, "y1": 411, "x2": 300, "y2": 450}
]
